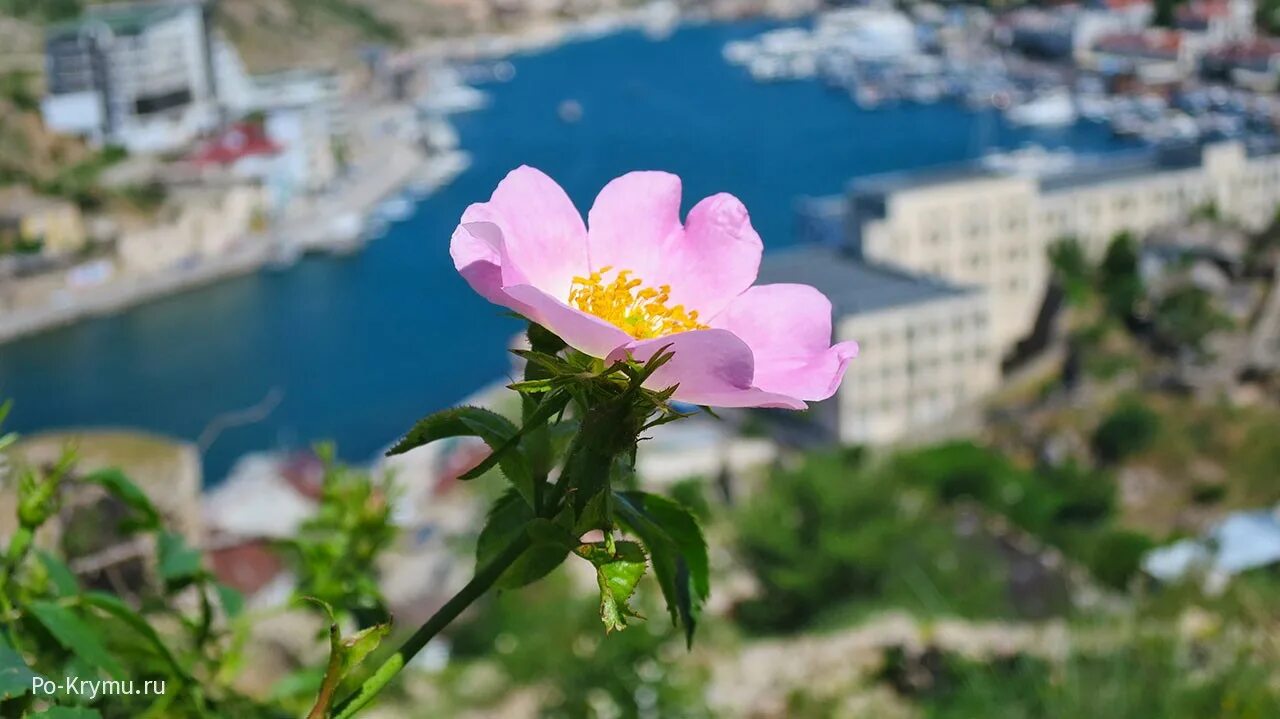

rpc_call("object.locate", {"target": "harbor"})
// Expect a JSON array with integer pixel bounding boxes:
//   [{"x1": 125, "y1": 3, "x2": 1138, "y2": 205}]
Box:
[
  {"x1": 0, "y1": 19, "x2": 1132, "y2": 483},
  {"x1": 722, "y1": 4, "x2": 1280, "y2": 145}
]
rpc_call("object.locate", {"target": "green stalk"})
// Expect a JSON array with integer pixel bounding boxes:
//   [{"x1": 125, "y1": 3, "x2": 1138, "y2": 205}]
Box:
[{"x1": 328, "y1": 532, "x2": 531, "y2": 719}]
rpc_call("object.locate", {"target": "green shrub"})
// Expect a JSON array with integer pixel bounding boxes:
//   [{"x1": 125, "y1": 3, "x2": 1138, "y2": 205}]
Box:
[
  {"x1": 1086, "y1": 528, "x2": 1156, "y2": 590},
  {"x1": 733, "y1": 451, "x2": 1010, "y2": 633},
  {"x1": 1092, "y1": 401, "x2": 1160, "y2": 464}
]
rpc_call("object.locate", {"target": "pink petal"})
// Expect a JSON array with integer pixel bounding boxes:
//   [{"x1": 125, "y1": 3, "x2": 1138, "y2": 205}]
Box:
[
  {"x1": 504, "y1": 284, "x2": 634, "y2": 359},
  {"x1": 586, "y1": 176, "x2": 762, "y2": 320},
  {"x1": 586, "y1": 171, "x2": 683, "y2": 280},
  {"x1": 656, "y1": 193, "x2": 763, "y2": 319},
  {"x1": 463, "y1": 166, "x2": 588, "y2": 299},
  {"x1": 449, "y1": 220, "x2": 508, "y2": 306},
  {"x1": 711, "y1": 284, "x2": 858, "y2": 401},
  {"x1": 607, "y1": 329, "x2": 807, "y2": 410}
]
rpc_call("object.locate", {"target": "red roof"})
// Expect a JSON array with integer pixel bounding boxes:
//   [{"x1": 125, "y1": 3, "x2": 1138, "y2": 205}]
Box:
[
  {"x1": 1095, "y1": 30, "x2": 1183, "y2": 58},
  {"x1": 189, "y1": 122, "x2": 281, "y2": 166},
  {"x1": 1105, "y1": 0, "x2": 1153, "y2": 9},
  {"x1": 208, "y1": 539, "x2": 284, "y2": 596},
  {"x1": 1177, "y1": 0, "x2": 1231, "y2": 22},
  {"x1": 1204, "y1": 38, "x2": 1280, "y2": 65}
]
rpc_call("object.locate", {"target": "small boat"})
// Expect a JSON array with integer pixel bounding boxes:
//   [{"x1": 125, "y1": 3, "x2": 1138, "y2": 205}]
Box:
[{"x1": 1007, "y1": 90, "x2": 1076, "y2": 127}]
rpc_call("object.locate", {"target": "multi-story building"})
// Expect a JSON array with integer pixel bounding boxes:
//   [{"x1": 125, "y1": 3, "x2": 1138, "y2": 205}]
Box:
[
  {"x1": 848, "y1": 140, "x2": 1280, "y2": 352},
  {"x1": 759, "y1": 246, "x2": 1000, "y2": 445},
  {"x1": 41, "y1": 1, "x2": 223, "y2": 153}
]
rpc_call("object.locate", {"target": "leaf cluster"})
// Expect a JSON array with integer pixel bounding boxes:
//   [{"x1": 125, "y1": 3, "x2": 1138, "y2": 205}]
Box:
[{"x1": 387, "y1": 324, "x2": 711, "y2": 645}]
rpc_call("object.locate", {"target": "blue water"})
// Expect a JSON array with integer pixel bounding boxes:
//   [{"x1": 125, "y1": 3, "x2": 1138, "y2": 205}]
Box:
[{"x1": 0, "y1": 21, "x2": 1133, "y2": 483}]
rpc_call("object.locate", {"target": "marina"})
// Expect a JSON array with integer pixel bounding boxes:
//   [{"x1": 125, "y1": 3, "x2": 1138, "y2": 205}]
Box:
[{"x1": 721, "y1": 7, "x2": 1280, "y2": 145}]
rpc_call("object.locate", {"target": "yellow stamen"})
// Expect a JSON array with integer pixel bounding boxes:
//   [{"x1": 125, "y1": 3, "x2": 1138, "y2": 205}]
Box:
[{"x1": 568, "y1": 266, "x2": 707, "y2": 339}]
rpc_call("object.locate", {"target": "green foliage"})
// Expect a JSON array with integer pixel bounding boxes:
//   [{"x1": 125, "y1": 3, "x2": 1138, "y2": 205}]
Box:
[
  {"x1": 447, "y1": 572, "x2": 713, "y2": 719},
  {"x1": 887, "y1": 442, "x2": 1147, "y2": 590},
  {"x1": 0, "y1": 0, "x2": 83, "y2": 22},
  {"x1": 1151, "y1": 283, "x2": 1232, "y2": 358},
  {"x1": 0, "y1": 415, "x2": 269, "y2": 717},
  {"x1": 286, "y1": 0, "x2": 402, "y2": 43},
  {"x1": 281, "y1": 444, "x2": 397, "y2": 626},
  {"x1": 1092, "y1": 400, "x2": 1160, "y2": 465},
  {"x1": 734, "y1": 451, "x2": 1012, "y2": 634},
  {"x1": 915, "y1": 633, "x2": 1280, "y2": 719},
  {"x1": 575, "y1": 539, "x2": 648, "y2": 633},
  {"x1": 614, "y1": 492, "x2": 709, "y2": 646},
  {"x1": 1098, "y1": 232, "x2": 1144, "y2": 322},
  {"x1": 0, "y1": 71, "x2": 39, "y2": 112},
  {"x1": 475, "y1": 490, "x2": 574, "y2": 590},
  {"x1": 303, "y1": 599, "x2": 391, "y2": 719},
  {"x1": 1049, "y1": 237, "x2": 1092, "y2": 307},
  {"x1": 1085, "y1": 529, "x2": 1155, "y2": 590}
]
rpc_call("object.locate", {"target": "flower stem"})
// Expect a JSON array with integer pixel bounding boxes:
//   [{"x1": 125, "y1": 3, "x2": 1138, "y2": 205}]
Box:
[{"x1": 328, "y1": 532, "x2": 531, "y2": 719}]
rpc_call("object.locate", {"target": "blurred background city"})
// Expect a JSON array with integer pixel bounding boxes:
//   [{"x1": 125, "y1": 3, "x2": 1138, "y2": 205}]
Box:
[{"x1": 1, "y1": 0, "x2": 1279, "y2": 716}]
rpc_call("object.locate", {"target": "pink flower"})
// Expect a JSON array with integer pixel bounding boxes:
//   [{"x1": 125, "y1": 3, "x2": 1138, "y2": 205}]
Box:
[{"x1": 450, "y1": 167, "x2": 859, "y2": 409}]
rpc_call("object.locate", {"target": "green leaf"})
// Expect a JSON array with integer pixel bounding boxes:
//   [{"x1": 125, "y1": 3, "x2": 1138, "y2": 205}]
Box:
[
  {"x1": 386, "y1": 406, "x2": 540, "y2": 506},
  {"x1": 42, "y1": 708, "x2": 103, "y2": 719},
  {"x1": 0, "y1": 635, "x2": 41, "y2": 701},
  {"x1": 340, "y1": 623, "x2": 390, "y2": 676},
  {"x1": 37, "y1": 549, "x2": 80, "y2": 596},
  {"x1": 575, "y1": 540, "x2": 648, "y2": 633},
  {"x1": 573, "y1": 489, "x2": 612, "y2": 536},
  {"x1": 157, "y1": 531, "x2": 203, "y2": 587},
  {"x1": 81, "y1": 591, "x2": 191, "y2": 681},
  {"x1": 457, "y1": 391, "x2": 569, "y2": 482},
  {"x1": 614, "y1": 491, "x2": 710, "y2": 647},
  {"x1": 29, "y1": 601, "x2": 124, "y2": 678},
  {"x1": 307, "y1": 598, "x2": 390, "y2": 719},
  {"x1": 80, "y1": 468, "x2": 161, "y2": 532},
  {"x1": 475, "y1": 491, "x2": 571, "y2": 589},
  {"x1": 214, "y1": 582, "x2": 245, "y2": 619},
  {"x1": 386, "y1": 405, "x2": 518, "y2": 457}
]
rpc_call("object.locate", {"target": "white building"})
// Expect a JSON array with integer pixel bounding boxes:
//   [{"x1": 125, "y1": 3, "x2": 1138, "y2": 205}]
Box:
[
  {"x1": 848, "y1": 140, "x2": 1280, "y2": 353},
  {"x1": 1006, "y1": 0, "x2": 1153, "y2": 61},
  {"x1": 758, "y1": 246, "x2": 1000, "y2": 445},
  {"x1": 41, "y1": 1, "x2": 225, "y2": 153}
]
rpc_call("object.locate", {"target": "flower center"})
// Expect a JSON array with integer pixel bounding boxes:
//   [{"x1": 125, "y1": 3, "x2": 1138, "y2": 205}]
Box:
[{"x1": 568, "y1": 266, "x2": 706, "y2": 339}]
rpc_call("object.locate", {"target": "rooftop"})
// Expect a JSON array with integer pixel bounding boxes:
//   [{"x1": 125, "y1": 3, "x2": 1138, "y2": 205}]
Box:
[
  {"x1": 848, "y1": 162, "x2": 1005, "y2": 198},
  {"x1": 759, "y1": 245, "x2": 976, "y2": 316},
  {"x1": 850, "y1": 143, "x2": 1234, "y2": 199}
]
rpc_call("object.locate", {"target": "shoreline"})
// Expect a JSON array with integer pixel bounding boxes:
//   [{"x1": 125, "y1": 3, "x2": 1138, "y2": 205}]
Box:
[
  {"x1": 0, "y1": 147, "x2": 469, "y2": 345},
  {"x1": 0, "y1": 6, "x2": 691, "y2": 347}
]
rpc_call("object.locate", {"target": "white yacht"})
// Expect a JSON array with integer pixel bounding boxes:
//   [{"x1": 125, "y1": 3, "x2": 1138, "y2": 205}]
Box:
[{"x1": 1007, "y1": 90, "x2": 1076, "y2": 127}]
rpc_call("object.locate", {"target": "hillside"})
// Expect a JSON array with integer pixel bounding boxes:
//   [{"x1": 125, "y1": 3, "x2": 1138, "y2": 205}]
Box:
[
  {"x1": 2, "y1": 0, "x2": 533, "y2": 73},
  {"x1": 215, "y1": 0, "x2": 478, "y2": 71}
]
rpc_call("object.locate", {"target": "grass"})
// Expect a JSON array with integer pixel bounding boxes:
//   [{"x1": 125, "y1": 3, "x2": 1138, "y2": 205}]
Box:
[{"x1": 915, "y1": 627, "x2": 1280, "y2": 719}]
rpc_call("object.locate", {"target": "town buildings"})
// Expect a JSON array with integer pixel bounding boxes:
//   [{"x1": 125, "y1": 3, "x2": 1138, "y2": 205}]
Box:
[
  {"x1": 115, "y1": 182, "x2": 264, "y2": 274},
  {"x1": 41, "y1": 1, "x2": 225, "y2": 153},
  {"x1": 759, "y1": 246, "x2": 1000, "y2": 446},
  {"x1": 847, "y1": 140, "x2": 1280, "y2": 352},
  {"x1": 0, "y1": 186, "x2": 87, "y2": 257}
]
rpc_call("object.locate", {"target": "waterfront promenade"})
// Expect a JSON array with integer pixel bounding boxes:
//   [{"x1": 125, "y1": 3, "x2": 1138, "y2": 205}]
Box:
[{"x1": 0, "y1": 141, "x2": 465, "y2": 344}]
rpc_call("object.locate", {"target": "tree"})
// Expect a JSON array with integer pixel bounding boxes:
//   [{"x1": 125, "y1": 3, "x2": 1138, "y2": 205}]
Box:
[
  {"x1": 1092, "y1": 400, "x2": 1160, "y2": 465},
  {"x1": 1098, "y1": 232, "x2": 1144, "y2": 323},
  {"x1": 1151, "y1": 283, "x2": 1232, "y2": 359},
  {"x1": 1049, "y1": 237, "x2": 1092, "y2": 307}
]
